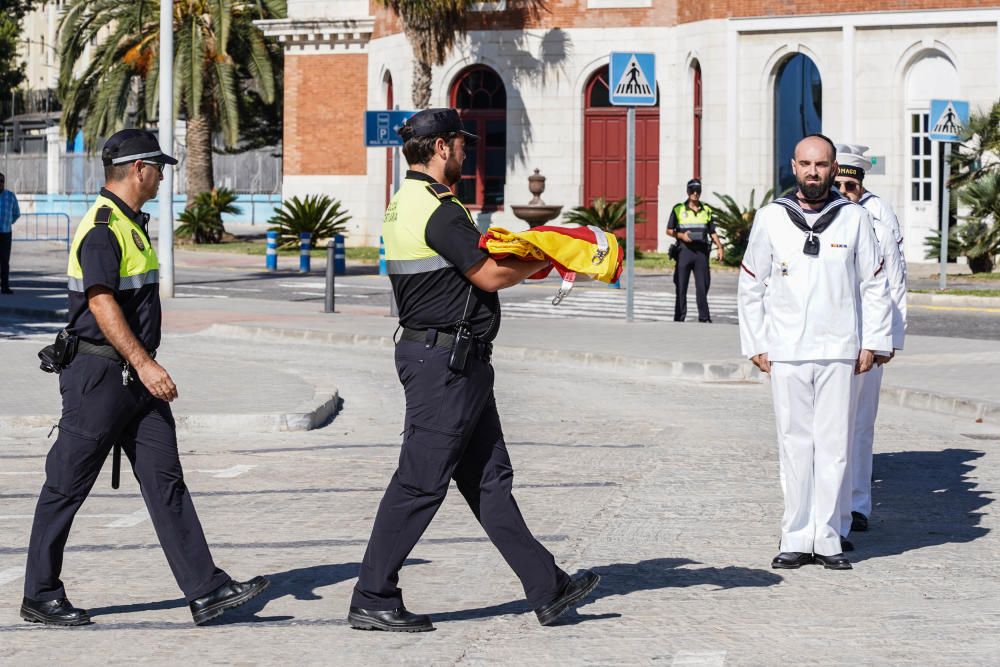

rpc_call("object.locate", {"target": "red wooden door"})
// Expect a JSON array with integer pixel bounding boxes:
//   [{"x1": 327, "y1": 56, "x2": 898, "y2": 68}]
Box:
[{"x1": 584, "y1": 67, "x2": 660, "y2": 251}]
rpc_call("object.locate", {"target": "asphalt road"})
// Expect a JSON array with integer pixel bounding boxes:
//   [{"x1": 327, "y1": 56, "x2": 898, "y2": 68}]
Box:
[{"x1": 4, "y1": 243, "x2": 999, "y2": 341}]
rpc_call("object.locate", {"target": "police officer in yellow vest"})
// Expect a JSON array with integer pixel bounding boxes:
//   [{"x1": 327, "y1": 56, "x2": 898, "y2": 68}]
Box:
[
  {"x1": 21, "y1": 130, "x2": 267, "y2": 627},
  {"x1": 348, "y1": 109, "x2": 598, "y2": 632},
  {"x1": 666, "y1": 178, "x2": 724, "y2": 322}
]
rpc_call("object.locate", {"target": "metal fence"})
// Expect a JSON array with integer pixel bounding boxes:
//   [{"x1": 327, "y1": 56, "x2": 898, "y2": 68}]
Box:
[
  {"x1": 1, "y1": 146, "x2": 282, "y2": 195},
  {"x1": 11, "y1": 213, "x2": 71, "y2": 251},
  {"x1": 1, "y1": 154, "x2": 47, "y2": 194}
]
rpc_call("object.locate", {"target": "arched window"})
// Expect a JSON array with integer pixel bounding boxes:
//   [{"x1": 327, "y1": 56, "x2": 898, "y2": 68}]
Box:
[
  {"x1": 451, "y1": 66, "x2": 506, "y2": 211},
  {"x1": 692, "y1": 61, "x2": 702, "y2": 180},
  {"x1": 773, "y1": 54, "x2": 822, "y2": 195}
]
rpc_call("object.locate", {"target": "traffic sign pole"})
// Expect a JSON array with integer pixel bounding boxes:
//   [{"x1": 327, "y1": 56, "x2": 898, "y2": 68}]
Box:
[
  {"x1": 608, "y1": 51, "x2": 655, "y2": 323},
  {"x1": 940, "y1": 141, "x2": 951, "y2": 291},
  {"x1": 625, "y1": 107, "x2": 636, "y2": 323}
]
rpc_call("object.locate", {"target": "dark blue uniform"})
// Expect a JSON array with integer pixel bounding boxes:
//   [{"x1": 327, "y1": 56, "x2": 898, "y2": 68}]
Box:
[
  {"x1": 351, "y1": 171, "x2": 570, "y2": 612},
  {"x1": 24, "y1": 189, "x2": 229, "y2": 604}
]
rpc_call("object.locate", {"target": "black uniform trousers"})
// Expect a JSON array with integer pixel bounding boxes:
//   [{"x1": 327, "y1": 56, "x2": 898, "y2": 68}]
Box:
[
  {"x1": 0, "y1": 232, "x2": 11, "y2": 290},
  {"x1": 352, "y1": 338, "x2": 570, "y2": 611},
  {"x1": 673, "y1": 244, "x2": 712, "y2": 322},
  {"x1": 24, "y1": 353, "x2": 230, "y2": 603}
]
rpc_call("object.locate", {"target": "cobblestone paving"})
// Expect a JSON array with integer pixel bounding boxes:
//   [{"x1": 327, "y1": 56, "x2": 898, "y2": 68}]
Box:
[{"x1": 0, "y1": 337, "x2": 997, "y2": 665}]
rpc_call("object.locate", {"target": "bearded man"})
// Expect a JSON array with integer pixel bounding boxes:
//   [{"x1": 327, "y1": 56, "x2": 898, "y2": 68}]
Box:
[{"x1": 738, "y1": 134, "x2": 892, "y2": 571}]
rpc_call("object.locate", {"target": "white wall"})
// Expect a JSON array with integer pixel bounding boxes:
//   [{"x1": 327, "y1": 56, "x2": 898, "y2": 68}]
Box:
[{"x1": 353, "y1": 10, "x2": 1000, "y2": 258}]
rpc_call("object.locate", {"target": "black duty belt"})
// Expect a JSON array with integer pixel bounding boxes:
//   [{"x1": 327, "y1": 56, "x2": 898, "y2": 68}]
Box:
[
  {"x1": 77, "y1": 340, "x2": 156, "y2": 363},
  {"x1": 399, "y1": 327, "x2": 493, "y2": 361}
]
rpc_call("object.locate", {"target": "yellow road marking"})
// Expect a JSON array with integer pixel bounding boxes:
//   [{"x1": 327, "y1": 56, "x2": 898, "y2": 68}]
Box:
[{"x1": 910, "y1": 304, "x2": 1000, "y2": 314}]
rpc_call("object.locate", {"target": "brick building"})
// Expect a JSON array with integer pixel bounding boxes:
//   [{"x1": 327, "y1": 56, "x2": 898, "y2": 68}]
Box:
[{"x1": 259, "y1": 1, "x2": 1000, "y2": 259}]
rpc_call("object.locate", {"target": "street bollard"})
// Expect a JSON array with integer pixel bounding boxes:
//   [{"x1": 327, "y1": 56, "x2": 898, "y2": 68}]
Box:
[
  {"x1": 334, "y1": 234, "x2": 346, "y2": 275},
  {"x1": 266, "y1": 231, "x2": 278, "y2": 271},
  {"x1": 324, "y1": 240, "x2": 336, "y2": 313},
  {"x1": 299, "y1": 232, "x2": 311, "y2": 273},
  {"x1": 379, "y1": 235, "x2": 387, "y2": 276}
]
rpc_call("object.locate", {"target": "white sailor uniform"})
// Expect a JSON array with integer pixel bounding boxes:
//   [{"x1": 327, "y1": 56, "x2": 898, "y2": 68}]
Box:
[
  {"x1": 738, "y1": 193, "x2": 892, "y2": 556},
  {"x1": 841, "y1": 208, "x2": 907, "y2": 536}
]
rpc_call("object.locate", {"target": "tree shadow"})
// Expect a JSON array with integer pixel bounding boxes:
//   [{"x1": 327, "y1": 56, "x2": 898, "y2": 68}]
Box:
[
  {"x1": 88, "y1": 559, "x2": 429, "y2": 625},
  {"x1": 851, "y1": 448, "x2": 991, "y2": 562},
  {"x1": 432, "y1": 557, "x2": 782, "y2": 625}
]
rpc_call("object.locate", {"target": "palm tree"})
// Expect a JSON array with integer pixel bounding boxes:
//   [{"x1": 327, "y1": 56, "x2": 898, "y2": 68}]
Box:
[
  {"x1": 57, "y1": 0, "x2": 286, "y2": 203},
  {"x1": 376, "y1": 0, "x2": 543, "y2": 109},
  {"x1": 948, "y1": 100, "x2": 1000, "y2": 189}
]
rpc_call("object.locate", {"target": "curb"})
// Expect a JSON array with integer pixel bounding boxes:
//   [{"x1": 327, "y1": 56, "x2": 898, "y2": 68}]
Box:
[
  {"x1": 201, "y1": 323, "x2": 762, "y2": 383},
  {"x1": 0, "y1": 388, "x2": 340, "y2": 434},
  {"x1": 907, "y1": 292, "x2": 1000, "y2": 308},
  {"x1": 202, "y1": 322, "x2": 1000, "y2": 426}
]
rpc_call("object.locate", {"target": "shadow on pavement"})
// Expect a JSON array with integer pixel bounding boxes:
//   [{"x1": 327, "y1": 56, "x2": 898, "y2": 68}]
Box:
[
  {"x1": 852, "y1": 448, "x2": 991, "y2": 562},
  {"x1": 433, "y1": 557, "x2": 783, "y2": 625},
  {"x1": 89, "y1": 559, "x2": 429, "y2": 625}
]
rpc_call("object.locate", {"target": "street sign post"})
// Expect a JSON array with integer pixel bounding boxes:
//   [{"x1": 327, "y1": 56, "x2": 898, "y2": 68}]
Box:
[
  {"x1": 365, "y1": 109, "x2": 416, "y2": 195},
  {"x1": 929, "y1": 99, "x2": 970, "y2": 290},
  {"x1": 609, "y1": 51, "x2": 656, "y2": 323}
]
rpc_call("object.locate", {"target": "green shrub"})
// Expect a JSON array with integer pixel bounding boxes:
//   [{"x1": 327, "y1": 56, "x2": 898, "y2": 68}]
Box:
[
  {"x1": 710, "y1": 188, "x2": 774, "y2": 266},
  {"x1": 268, "y1": 195, "x2": 351, "y2": 250},
  {"x1": 176, "y1": 187, "x2": 240, "y2": 244}
]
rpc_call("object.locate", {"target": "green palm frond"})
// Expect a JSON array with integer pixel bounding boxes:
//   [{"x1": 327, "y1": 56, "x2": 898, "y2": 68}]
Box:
[{"x1": 710, "y1": 188, "x2": 773, "y2": 266}]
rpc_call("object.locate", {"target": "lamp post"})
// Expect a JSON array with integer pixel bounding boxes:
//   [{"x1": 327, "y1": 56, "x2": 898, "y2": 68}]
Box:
[{"x1": 158, "y1": 0, "x2": 175, "y2": 298}]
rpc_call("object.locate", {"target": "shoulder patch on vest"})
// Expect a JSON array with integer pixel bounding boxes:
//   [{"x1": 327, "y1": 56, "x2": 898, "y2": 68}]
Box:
[
  {"x1": 94, "y1": 206, "x2": 113, "y2": 225},
  {"x1": 131, "y1": 229, "x2": 146, "y2": 252},
  {"x1": 426, "y1": 183, "x2": 455, "y2": 200}
]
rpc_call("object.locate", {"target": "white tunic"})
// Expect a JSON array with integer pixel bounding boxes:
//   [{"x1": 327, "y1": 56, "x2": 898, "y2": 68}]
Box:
[
  {"x1": 871, "y1": 216, "x2": 907, "y2": 350},
  {"x1": 738, "y1": 197, "x2": 893, "y2": 361},
  {"x1": 860, "y1": 191, "x2": 906, "y2": 275}
]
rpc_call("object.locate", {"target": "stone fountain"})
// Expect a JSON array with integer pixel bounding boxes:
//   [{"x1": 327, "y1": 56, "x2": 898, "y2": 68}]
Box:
[{"x1": 510, "y1": 169, "x2": 563, "y2": 227}]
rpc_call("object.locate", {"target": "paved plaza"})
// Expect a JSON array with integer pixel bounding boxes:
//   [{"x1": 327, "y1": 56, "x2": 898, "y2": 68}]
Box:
[{"x1": 1, "y1": 326, "x2": 998, "y2": 664}]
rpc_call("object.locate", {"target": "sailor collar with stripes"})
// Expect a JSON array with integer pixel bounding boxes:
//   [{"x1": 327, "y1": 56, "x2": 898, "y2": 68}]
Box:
[{"x1": 772, "y1": 191, "x2": 852, "y2": 257}]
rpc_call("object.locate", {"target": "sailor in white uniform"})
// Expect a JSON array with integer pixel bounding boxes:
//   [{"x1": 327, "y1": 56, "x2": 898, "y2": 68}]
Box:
[
  {"x1": 834, "y1": 146, "x2": 908, "y2": 538},
  {"x1": 835, "y1": 144, "x2": 907, "y2": 275},
  {"x1": 738, "y1": 134, "x2": 892, "y2": 570}
]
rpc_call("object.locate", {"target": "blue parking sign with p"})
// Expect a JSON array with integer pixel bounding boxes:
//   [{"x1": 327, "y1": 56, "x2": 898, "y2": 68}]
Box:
[
  {"x1": 365, "y1": 110, "x2": 416, "y2": 147},
  {"x1": 609, "y1": 52, "x2": 657, "y2": 106}
]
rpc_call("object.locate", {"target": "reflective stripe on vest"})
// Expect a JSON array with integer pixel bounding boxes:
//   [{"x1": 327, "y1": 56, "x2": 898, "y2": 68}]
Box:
[
  {"x1": 382, "y1": 178, "x2": 475, "y2": 275},
  {"x1": 67, "y1": 196, "x2": 159, "y2": 292}
]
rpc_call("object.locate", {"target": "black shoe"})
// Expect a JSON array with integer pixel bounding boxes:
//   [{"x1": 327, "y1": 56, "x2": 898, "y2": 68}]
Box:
[
  {"x1": 699, "y1": 318, "x2": 712, "y2": 323},
  {"x1": 814, "y1": 553, "x2": 853, "y2": 570},
  {"x1": 347, "y1": 606, "x2": 434, "y2": 632},
  {"x1": 20, "y1": 596, "x2": 90, "y2": 626},
  {"x1": 851, "y1": 512, "x2": 869, "y2": 532},
  {"x1": 189, "y1": 576, "x2": 269, "y2": 625},
  {"x1": 535, "y1": 570, "x2": 600, "y2": 626},
  {"x1": 771, "y1": 552, "x2": 813, "y2": 569},
  {"x1": 0, "y1": 287, "x2": 12, "y2": 295},
  {"x1": 841, "y1": 537, "x2": 854, "y2": 552}
]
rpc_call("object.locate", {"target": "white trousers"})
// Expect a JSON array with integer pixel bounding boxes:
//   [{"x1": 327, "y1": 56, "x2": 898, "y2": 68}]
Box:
[
  {"x1": 770, "y1": 360, "x2": 853, "y2": 556},
  {"x1": 841, "y1": 364, "x2": 884, "y2": 536}
]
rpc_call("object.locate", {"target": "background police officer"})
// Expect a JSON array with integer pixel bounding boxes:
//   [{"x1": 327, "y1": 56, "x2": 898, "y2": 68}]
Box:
[
  {"x1": 666, "y1": 178, "x2": 724, "y2": 322},
  {"x1": 21, "y1": 129, "x2": 267, "y2": 627},
  {"x1": 348, "y1": 109, "x2": 599, "y2": 633}
]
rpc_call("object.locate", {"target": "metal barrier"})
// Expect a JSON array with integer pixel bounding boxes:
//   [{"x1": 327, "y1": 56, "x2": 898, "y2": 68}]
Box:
[{"x1": 12, "y1": 212, "x2": 71, "y2": 251}]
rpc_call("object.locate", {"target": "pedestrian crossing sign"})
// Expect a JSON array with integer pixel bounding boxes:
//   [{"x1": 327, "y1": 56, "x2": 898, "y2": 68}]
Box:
[
  {"x1": 609, "y1": 52, "x2": 657, "y2": 106},
  {"x1": 928, "y1": 99, "x2": 969, "y2": 142}
]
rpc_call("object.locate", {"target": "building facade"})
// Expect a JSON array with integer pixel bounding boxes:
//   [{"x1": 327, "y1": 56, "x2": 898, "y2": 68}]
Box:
[{"x1": 261, "y1": 2, "x2": 998, "y2": 259}]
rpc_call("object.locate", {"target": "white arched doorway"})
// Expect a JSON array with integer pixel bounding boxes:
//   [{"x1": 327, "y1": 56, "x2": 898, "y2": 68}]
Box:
[{"x1": 904, "y1": 53, "x2": 959, "y2": 261}]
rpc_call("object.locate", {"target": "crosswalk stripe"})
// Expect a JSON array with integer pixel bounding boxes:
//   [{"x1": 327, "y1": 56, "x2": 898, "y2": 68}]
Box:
[{"x1": 503, "y1": 289, "x2": 738, "y2": 322}]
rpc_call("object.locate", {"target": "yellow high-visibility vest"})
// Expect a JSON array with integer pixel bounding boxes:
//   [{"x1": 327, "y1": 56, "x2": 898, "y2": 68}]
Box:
[
  {"x1": 382, "y1": 177, "x2": 475, "y2": 274},
  {"x1": 67, "y1": 195, "x2": 159, "y2": 293}
]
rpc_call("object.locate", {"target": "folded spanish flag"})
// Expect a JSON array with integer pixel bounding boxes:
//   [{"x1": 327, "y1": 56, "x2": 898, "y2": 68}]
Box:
[{"x1": 479, "y1": 225, "x2": 624, "y2": 284}]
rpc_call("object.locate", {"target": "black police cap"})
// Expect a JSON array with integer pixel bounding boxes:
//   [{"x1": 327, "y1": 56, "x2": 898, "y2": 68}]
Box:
[
  {"x1": 397, "y1": 108, "x2": 479, "y2": 145},
  {"x1": 101, "y1": 129, "x2": 178, "y2": 167},
  {"x1": 686, "y1": 178, "x2": 702, "y2": 192}
]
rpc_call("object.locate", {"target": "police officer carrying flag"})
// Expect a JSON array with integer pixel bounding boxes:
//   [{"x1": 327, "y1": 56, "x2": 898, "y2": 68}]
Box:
[
  {"x1": 738, "y1": 134, "x2": 892, "y2": 571},
  {"x1": 348, "y1": 108, "x2": 599, "y2": 632},
  {"x1": 21, "y1": 130, "x2": 267, "y2": 627}
]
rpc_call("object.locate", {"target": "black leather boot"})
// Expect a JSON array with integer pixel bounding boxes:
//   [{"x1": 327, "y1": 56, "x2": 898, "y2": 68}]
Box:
[
  {"x1": 189, "y1": 576, "x2": 269, "y2": 625},
  {"x1": 535, "y1": 570, "x2": 600, "y2": 626},
  {"x1": 347, "y1": 606, "x2": 434, "y2": 632},
  {"x1": 20, "y1": 597, "x2": 90, "y2": 626}
]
